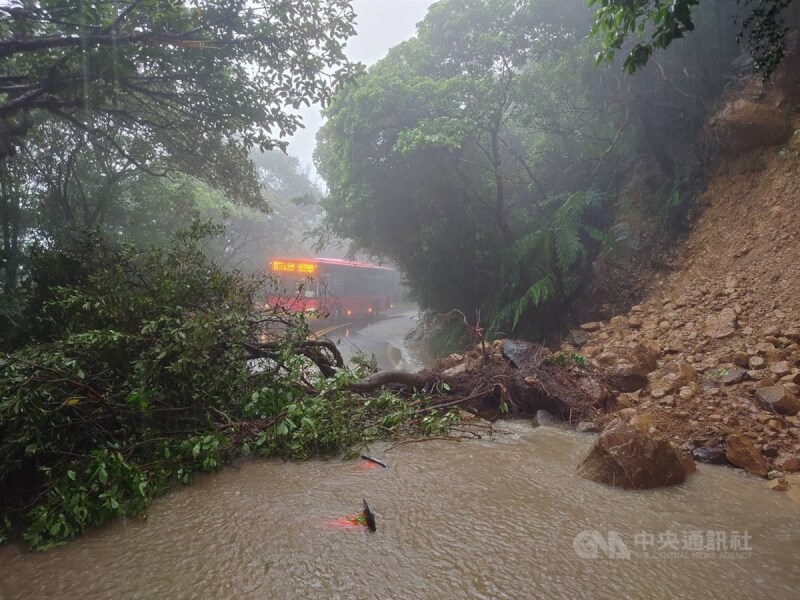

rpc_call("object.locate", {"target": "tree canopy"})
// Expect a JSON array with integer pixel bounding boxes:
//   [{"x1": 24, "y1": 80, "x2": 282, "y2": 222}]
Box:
[
  {"x1": 315, "y1": 0, "x2": 740, "y2": 336},
  {"x1": 590, "y1": 0, "x2": 798, "y2": 77},
  {"x1": 0, "y1": 0, "x2": 359, "y2": 204}
]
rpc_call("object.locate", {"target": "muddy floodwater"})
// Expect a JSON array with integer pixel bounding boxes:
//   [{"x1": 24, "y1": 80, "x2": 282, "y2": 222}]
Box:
[{"x1": 1, "y1": 425, "x2": 799, "y2": 599}]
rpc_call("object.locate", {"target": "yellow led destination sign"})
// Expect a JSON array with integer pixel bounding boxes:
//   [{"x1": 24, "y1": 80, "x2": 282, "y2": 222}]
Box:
[{"x1": 271, "y1": 260, "x2": 316, "y2": 274}]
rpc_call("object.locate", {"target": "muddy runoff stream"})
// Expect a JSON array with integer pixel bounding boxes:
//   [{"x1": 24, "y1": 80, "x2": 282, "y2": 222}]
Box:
[{"x1": 2, "y1": 425, "x2": 799, "y2": 599}]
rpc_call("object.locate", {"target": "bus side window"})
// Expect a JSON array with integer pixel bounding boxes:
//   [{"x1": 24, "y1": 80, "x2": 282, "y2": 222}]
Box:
[{"x1": 330, "y1": 272, "x2": 344, "y2": 296}]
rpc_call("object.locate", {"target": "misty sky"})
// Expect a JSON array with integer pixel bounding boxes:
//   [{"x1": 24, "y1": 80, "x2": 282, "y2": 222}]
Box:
[{"x1": 286, "y1": 0, "x2": 435, "y2": 177}]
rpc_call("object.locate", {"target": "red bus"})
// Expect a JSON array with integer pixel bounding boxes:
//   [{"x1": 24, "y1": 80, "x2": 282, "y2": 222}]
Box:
[{"x1": 266, "y1": 257, "x2": 400, "y2": 321}]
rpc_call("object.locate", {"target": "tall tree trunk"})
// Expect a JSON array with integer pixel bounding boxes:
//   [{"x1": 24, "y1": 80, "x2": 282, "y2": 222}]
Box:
[
  {"x1": 490, "y1": 129, "x2": 513, "y2": 247},
  {"x1": 1, "y1": 170, "x2": 20, "y2": 293}
]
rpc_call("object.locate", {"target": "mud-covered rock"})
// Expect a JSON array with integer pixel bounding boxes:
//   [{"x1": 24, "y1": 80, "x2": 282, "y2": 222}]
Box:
[
  {"x1": 725, "y1": 434, "x2": 769, "y2": 477},
  {"x1": 501, "y1": 339, "x2": 549, "y2": 369},
  {"x1": 569, "y1": 330, "x2": 590, "y2": 347},
  {"x1": 692, "y1": 446, "x2": 730, "y2": 465},
  {"x1": 576, "y1": 418, "x2": 693, "y2": 489},
  {"x1": 714, "y1": 368, "x2": 748, "y2": 385},
  {"x1": 703, "y1": 307, "x2": 738, "y2": 338},
  {"x1": 576, "y1": 421, "x2": 602, "y2": 433},
  {"x1": 535, "y1": 409, "x2": 563, "y2": 427},
  {"x1": 755, "y1": 385, "x2": 800, "y2": 415}
]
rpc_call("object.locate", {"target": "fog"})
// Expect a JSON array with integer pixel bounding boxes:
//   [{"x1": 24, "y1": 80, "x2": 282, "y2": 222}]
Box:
[{"x1": 287, "y1": 0, "x2": 435, "y2": 177}]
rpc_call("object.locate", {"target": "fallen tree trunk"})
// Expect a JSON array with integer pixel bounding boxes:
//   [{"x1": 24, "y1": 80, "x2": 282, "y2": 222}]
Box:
[{"x1": 348, "y1": 369, "x2": 435, "y2": 393}]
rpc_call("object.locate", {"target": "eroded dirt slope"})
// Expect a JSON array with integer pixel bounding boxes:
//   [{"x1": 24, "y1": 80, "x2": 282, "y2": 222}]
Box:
[{"x1": 564, "y1": 131, "x2": 800, "y2": 495}]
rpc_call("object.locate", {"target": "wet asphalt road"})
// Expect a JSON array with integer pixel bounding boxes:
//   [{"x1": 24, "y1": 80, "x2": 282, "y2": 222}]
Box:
[{"x1": 310, "y1": 306, "x2": 427, "y2": 371}]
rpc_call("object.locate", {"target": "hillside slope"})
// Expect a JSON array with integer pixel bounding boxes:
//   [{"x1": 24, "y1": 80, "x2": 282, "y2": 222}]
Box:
[{"x1": 565, "y1": 105, "x2": 800, "y2": 495}]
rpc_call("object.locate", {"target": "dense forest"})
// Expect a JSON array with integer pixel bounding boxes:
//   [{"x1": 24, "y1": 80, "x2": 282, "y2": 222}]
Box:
[
  {"x1": 1, "y1": 0, "x2": 797, "y2": 549},
  {"x1": 315, "y1": 0, "x2": 798, "y2": 338}
]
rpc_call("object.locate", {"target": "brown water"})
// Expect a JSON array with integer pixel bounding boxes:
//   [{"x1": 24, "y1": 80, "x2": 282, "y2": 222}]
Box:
[{"x1": 1, "y1": 425, "x2": 799, "y2": 599}]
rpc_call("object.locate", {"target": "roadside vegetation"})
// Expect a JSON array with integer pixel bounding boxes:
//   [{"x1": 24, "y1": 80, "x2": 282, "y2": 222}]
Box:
[{"x1": 0, "y1": 224, "x2": 456, "y2": 549}]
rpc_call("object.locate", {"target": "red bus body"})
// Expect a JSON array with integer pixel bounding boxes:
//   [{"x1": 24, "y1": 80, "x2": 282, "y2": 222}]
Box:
[{"x1": 266, "y1": 257, "x2": 399, "y2": 320}]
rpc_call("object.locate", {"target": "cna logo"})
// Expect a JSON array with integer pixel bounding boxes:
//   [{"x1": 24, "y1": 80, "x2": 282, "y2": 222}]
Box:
[{"x1": 573, "y1": 530, "x2": 631, "y2": 560}]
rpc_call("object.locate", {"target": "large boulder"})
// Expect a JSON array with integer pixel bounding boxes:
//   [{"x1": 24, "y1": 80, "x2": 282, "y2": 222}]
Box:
[
  {"x1": 576, "y1": 419, "x2": 694, "y2": 489},
  {"x1": 725, "y1": 434, "x2": 769, "y2": 477}
]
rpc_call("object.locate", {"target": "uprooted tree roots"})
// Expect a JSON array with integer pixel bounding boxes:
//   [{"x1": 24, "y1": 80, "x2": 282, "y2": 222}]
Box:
[{"x1": 291, "y1": 337, "x2": 608, "y2": 424}]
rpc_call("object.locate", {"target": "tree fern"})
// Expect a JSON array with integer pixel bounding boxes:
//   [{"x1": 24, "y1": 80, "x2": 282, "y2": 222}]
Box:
[
  {"x1": 494, "y1": 273, "x2": 557, "y2": 332},
  {"x1": 493, "y1": 190, "x2": 609, "y2": 335}
]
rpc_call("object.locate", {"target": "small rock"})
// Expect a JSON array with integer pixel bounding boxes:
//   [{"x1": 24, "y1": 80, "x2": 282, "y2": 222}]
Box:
[
  {"x1": 614, "y1": 393, "x2": 637, "y2": 409},
  {"x1": 569, "y1": 330, "x2": 590, "y2": 347},
  {"x1": 703, "y1": 308, "x2": 737, "y2": 339},
  {"x1": 610, "y1": 362, "x2": 650, "y2": 392},
  {"x1": 715, "y1": 368, "x2": 748, "y2": 384},
  {"x1": 535, "y1": 410, "x2": 563, "y2": 427},
  {"x1": 766, "y1": 349, "x2": 785, "y2": 363},
  {"x1": 756, "y1": 413, "x2": 773, "y2": 425},
  {"x1": 768, "y1": 478, "x2": 789, "y2": 491},
  {"x1": 755, "y1": 385, "x2": 800, "y2": 415},
  {"x1": 725, "y1": 434, "x2": 769, "y2": 477},
  {"x1": 580, "y1": 322, "x2": 602, "y2": 332},
  {"x1": 762, "y1": 445, "x2": 779, "y2": 458},
  {"x1": 766, "y1": 418, "x2": 786, "y2": 431},
  {"x1": 733, "y1": 351, "x2": 750, "y2": 367},
  {"x1": 576, "y1": 421, "x2": 602, "y2": 434},
  {"x1": 770, "y1": 361, "x2": 791, "y2": 377},
  {"x1": 756, "y1": 342, "x2": 775, "y2": 355},
  {"x1": 692, "y1": 446, "x2": 730, "y2": 465},
  {"x1": 776, "y1": 455, "x2": 800, "y2": 472},
  {"x1": 628, "y1": 317, "x2": 643, "y2": 328},
  {"x1": 577, "y1": 377, "x2": 611, "y2": 406},
  {"x1": 767, "y1": 470, "x2": 784, "y2": 480},
  {"x1": 749, "y1": 356, "x2": 766, "y2": 370},
  {"x1": 605, "y1": 315, "x2": 624, "y2": 328},
  {"x1": 595, "y1": 352, "x2": 617, "y2": 366},
  {"x1": 785, "y1": 382, "x2": 800, "y2": 396},
  {"x1": 630, "y1": 412, "x2": 656, "y2": 431}
]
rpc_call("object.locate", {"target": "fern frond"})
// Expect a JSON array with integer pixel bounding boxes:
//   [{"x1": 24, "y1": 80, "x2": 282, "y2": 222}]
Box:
[
  {"x1": 494, "y1": 273, "x2": 556, "y2": 331},
  {"x1": 553, "y1": 225, "x2": 583, "y2": 272}
]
